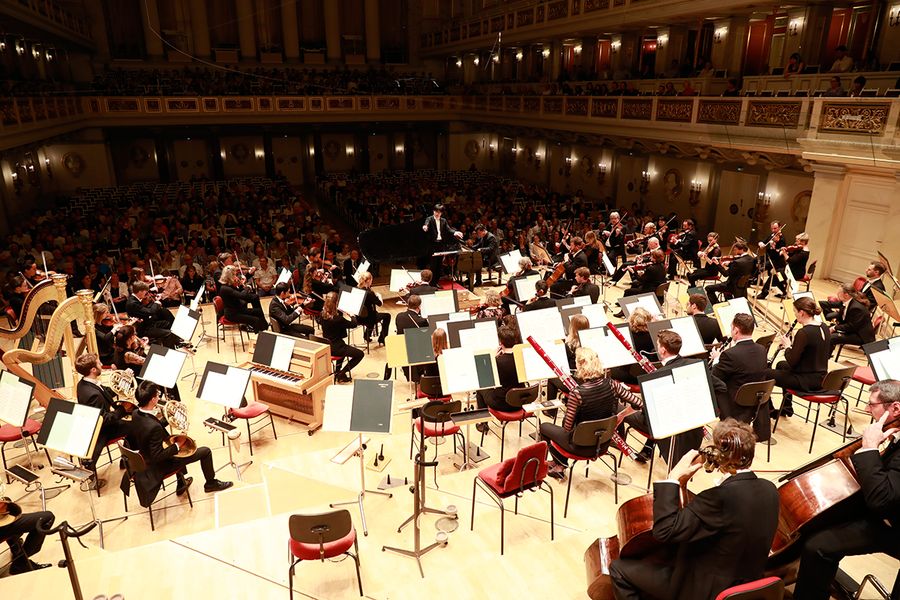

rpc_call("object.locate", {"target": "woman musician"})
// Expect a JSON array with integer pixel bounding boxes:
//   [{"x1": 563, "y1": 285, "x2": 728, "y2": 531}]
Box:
[
  {"x1": 687, "y1": 232, "x2": 722, "y2": 286},
  {"x1": 319, "y1": 292, "x2": 363, "y2": 383},
  {"x1": 529, "y1": 234, "x2": 553, "y2": 266},
  {"x1": 609, "y1": 419, "x2": 780, "y2": 600},
  {"x1": 356, "y1": 271, "x2": 390, "y2": 346},
  {"x1": 113, "y1": 324, "x2": 149, "y2": 370},
  {"x1": 218, "y1": 265, "x2": 269, "y2": 333},
  {"x1": 93, "y1": 302, "x2": 129, "y2": 366},
  {"x1": 475, "y1": 291, "x2": 505, "y2": 321}
]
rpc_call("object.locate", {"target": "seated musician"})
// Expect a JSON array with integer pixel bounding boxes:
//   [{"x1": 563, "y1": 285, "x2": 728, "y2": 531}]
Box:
[
  {"x1": 529, "y1": 234, "x2": 552, "y2": 266},
  {"x1": 503, "y1": 257, "x2": 539, "y2": 310},
  {"x1": 74, "y1": 353, "x2": 129, "y2": 465},
  {"x1": 218, "y1": 265, "x2": 269, "y2": 333},
  {"x1": 766, "y1": 297, "x2": 830, "y2": 419},
  {"x1": 475, "y1": 326, "x2": 523, "y2": 433},
  {"x1": 758, "y1": 232, "x2": 809, "y2": 299},
  {"x1": 685, "y1": 293, "x2": 723, "y2": 346},
  {"x1": 603, "y1": 211, "x2": 628, "y2": 265},
  {"x1": 476, "y1": 291, "x2": 505, "y2": 321},
  {"x1": 319, "y1": 291, "x2": 364, "y2": 383},
  {"x1": 113, "y1": 325, "x2": 149, "y2": 371},
  {"x1": 547, "y1": 314, "x2": 592, "y2": 403},
  {"x1": 792, "y1": 380, "x2": 900, "y2": 600},
  {"x1": 393, "y1": 294, "x2": 429, "y2": 382},
  {"x1": 107, "y1": 272, "x2": 129, "y2": 313},
  {"x1": 705, "y1": 241, "x2": 755, "y2": 304},
  {"x1": 614, "y1": 251, "x2": 666, "y2": 318},
  {"x1": 523, "y1": 280, "x2": 556, "y2": 312},
  {"x1": 180, "y1": 265, "x2": 205, "y2": 302},
  {"x1": 827, "y1": 283, "x2": 876, "y2": 356},
  {"x1": 666, "y1": 219, "x2": 700, "y2": 279},
  {"x1": 268, "y1": 283, "x2": 314, "y2": 338},
  {"x1": 609, "y1": 308, "x2": 658, "y2": 386},
  {"x1": 540, "y1": 347, "x2": 642, "y2": 479},
  {"x1": 420, "y1": 328, "x2": 448, "y2": 379},
  {"x1": 0, "y1": 502, "x2": 55, "y2": 575},
  {"x1": 583, "y1": 230, "x2": 604, "y2": 274},
  {"x1": 470, "y1": 224, "x2": 499, "y2": 287},
  {"x1": 92, "y1": 303, "x2": 118, "y2": 366},
  {"x1": 153, "y1": 274, "x2": 183, "y2": 308},
  {"x1": 125, "y1": 381, "x2": 232, "y2": 503},
  {"x1": 710, "y1": 314, "x2": 770, "y2": 441},
  {"x1": 405, "y1": 269, "x2": 440, "y2": 297},
  {"x1": 610, "y1": 419, "x2": 780, "y2": 600},
  {"x1": 570, "y1": 267, "x2": 600, "y2": 304},
  {"x1": 4, "y1": 275, "x2": 30, "y2": 322},
  {"x1": 549, "y1": 236, "x2": 588, "y2": 298},
  {"x1": 356, "y1": 271, "x2": 390, "y2": 346},
  {"x1": 686, "y1": 232, "x2": 722, "y2": 286},
  {"x1": 125, "y1": 281, "x2": 181, "y2": 348},
  {"x1": 342, "y1": 249, "x2": 362, "y2": 286},
  {"x1": 611, "y1": 237, "x2": 660, "y2": 286},
  {"x1": 624, "y1": 222, "x2": 657, "y2": 256}
]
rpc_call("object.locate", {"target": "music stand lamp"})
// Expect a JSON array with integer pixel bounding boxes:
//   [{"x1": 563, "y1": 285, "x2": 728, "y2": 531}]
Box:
[
  {"x1": 324, "y1": 380, "x2": 394, "y2": 537},
  {"x1": 197, "y1": 361, "x2": 254, "y2": 480}
]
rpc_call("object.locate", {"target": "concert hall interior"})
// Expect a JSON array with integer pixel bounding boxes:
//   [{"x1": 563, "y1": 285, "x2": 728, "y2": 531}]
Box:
[{"x1": 2, "y1": 0, "x2": 900, "y2": 598}]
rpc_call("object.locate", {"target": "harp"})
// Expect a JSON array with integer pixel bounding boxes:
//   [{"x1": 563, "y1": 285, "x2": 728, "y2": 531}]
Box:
[{"x1": 0, "y1": 278, "x2": 57, "y2": 341}]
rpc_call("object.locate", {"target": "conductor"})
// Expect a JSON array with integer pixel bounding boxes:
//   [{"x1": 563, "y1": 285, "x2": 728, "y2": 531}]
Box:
[{"x1": 422, "y1": 203, "x2": 463, "y2": 280}]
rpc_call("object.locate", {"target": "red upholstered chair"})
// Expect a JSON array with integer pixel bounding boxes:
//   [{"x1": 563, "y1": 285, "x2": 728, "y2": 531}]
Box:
[
  {"x1": 851, "y1": 365, "x2": 876, "y2": 410},
  {"x1": 288, "y1": 509, "x2": 362, "y2": 599},
  {"x1": 480, "y1": 385, "x2": 540, "y2": 460},
  {"x1": 714, "y1": 576, "x2": 784, "y2": 600},
  {"x1": 776, "y1": 365, "x2": 856, "y2": 453},
  {"x1": 0, "y1": 418, "x2": 48, "y2": 485},
  {"x1": 410, "y1": 400, "x2": 464, "y2": 467},
  {"x1": 118, "y1": 441, "x2": 192, "y2": 531},
  {"x1": 84, "y1": 435, "x2": 128, "y2": 497},
  {"x1": 470, "y1": 441, "x2": 554, "y2": 555},
  {"x1": 800, "y1": 260, "x2": 817, "y2": 291},
  {"x1": 213, "y1": 295, "x2": 245, "y2": 360},
  {"x1": 224, "y1": 402, "x2": 277, "y2": 456},
  {"x1": 550, "y1": 415, "x2": 621, "y2": 517}
]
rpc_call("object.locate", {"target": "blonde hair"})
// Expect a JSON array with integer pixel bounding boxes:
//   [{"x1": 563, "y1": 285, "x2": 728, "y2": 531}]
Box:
[
  {"x1": 219, "y1": 264, "x2": 240, "y2": 286},
  {"x1": 321, "y1": 291, "x2": 339, "y2": 320},
  {"x1": 574, "y1": 347, "x2": 604, "y2": 380},
  {"x1": 567, "y1": 314, "x2": 590, "y2": 348},
  {"x1": 628, "y1": 307, "x2": 652, "y2": 333},
  {"x1": 357, "y1": 271, "x2": 373, "y2": 288},
  {"x1": 93, "y1": 302, "x2": 110, "y2": 322},
  {"x1": 432, "y1": 328, "x2": 448, "y2": 356}
]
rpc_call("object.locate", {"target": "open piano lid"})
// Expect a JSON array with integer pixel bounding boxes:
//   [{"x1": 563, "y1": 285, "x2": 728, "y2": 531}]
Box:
[{"x1": 358, "y1": 220, "x2": 431, "y2": 263}]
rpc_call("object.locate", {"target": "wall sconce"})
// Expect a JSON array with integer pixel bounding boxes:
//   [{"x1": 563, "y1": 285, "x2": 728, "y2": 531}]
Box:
[
  {"x1": 46, "y1": 48, "x2": 54, "y2": 61},
  {"x1": 0, "y1": 40, "x2": 6, "y2": 52},
  {"x1": 714, "y1": 27, "x2": 728, "y2": 44},
  {"x1": 534, "y1": 152, "x2": 542, "y2": 169},
  {"x1": 11, "y1": 169, "x2": 22, "y2": 194},
  {"x1": 515, "y1": 50, "x2": 523, "y2": 61},
  {"x1": 31, "y1": 45, "x2": 41, "y2": 59},
  {"x1": 890, "y1": 6, "x2": 900, "y2": 27},
  {"x1": 492, "y1": 54, "x2": 499, "y2": 64},
  {"x1": 395, "y1": 144, "x2": 405, "y2": 154},
  {"x1": 689, "y1": 180, "x2": 703, "y2": 205},
  {"x1": 254, "y1": 149, "x2": 264, "y2": 160},
  {"x1": 611, "y1": 40, "x2": 621, "y2": 53},
  {"x1": 640, "y1": 170, "x2": 650, "y2": 195},
  {"x1": 542, "y1": 48, "x2": 550, "y2": 58},
  {"x1": 345, "y1": 145, "x2": 355, "y2": 157},
  {"x1": 455, "y1": 58, "x2": 462, "y2": 67},
  {"x1": 44, "y1": 157, "x2": 52, "y2": 179},
  {"x1": 473, "y1": 56, "x2": 480, "y2": 66},
  {"x1": 657, "y1": 34, "x2": 668, "y2": 48},
  {"x1": 308, "y1": 146, "x2": 315, "y2": 156},
  {"x1": 564, "y1": 156, "x2": 572, "y2": 177},
  {"x1": 597, "y1": 163, "x2": 607, "y2": 185},
  {"x1": 488, "y1": 143, "x2": 496, "y2": 160},
  {"x1": 15, "y1": 39, "x2": 24, "y2": 55},
  {"x1": 788, "y1": 18, "x2": 803, "y2": 36},
  {"x1": 757, "y1": 191, "x2": 772, "y2": 207},
  {"x1": 573, "y1": 44, "x2": 582, "y2": 55}
]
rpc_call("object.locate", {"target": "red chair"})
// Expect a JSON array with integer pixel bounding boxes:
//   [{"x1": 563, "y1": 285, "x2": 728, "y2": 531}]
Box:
[
  {"x1": 288, "y1": 509, "x2": 362, "y2": 598},
  {"x1": 480, "y1": 385, "x2": 540, "y2": 460},
  {"x1": 309, "y1": 334, "x2": 344, "y2": 384},
  {"x1": 410, "y1": 400, "x2": 464, "y2": 466},
  {"x1": 471, "y1": 441, "x2": 553, "y2": 555},
  {"x1": 213, "y1": 295, "x2": 245, "y2": 360},
  {"x1": 714, "y1": 576, "x2": 784, "y2": 600},
  {"x1": 851, "y1": 365, "x2": 876, "y2": 409},
  {"x1": 777, "y1": 365, "x2": 856, "y2": 453},
  {"x1": 84, "y1": 435, "x2": 127, "y2": 497},
  {"x1": 118, "y1": 442, "x2": 193, "y2": 532},
  {"x1": 550, "y1": 415, "x2": 621, "y2": 516},
  {"x1": 224, "y1": 402, "x2": 277, "y2": 456},
  {"x1": 800, "y1": 260, "x2": 817, "y2": 291},
  {"x1": 0, "y1": 419, "x2": 48, "y2": 484}
]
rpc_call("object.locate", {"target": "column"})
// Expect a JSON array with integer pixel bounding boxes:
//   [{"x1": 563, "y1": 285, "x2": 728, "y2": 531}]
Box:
[
  {"x1": 282, "y1": 0, "x2": 300, "y2": 60},
  {"x1": 581, "y1": 36, "x2": 597, "y2": 79},
  {"x1": 805, "y1": 164, "x2": 847, "y2": 279},
  {"x1": 189, "y1": 0, "x2": 211, "y2": 58},
  {"x1": 365, "y1": 0, "x2": 381, "y2": 63},
  {"x1": 711, "y1": 17, "x2": 749, "y2": 79},
  {"x1": 141, "y1": 0, "x2": 165, "y2": 58},
  {"x1": 236, "y1": 0, "x2": 257, "y2": 60},
  {"x1": 323, "y1": 0, "x2": 341, "y2": 63},
  {"x1": 549, "y1": 40, "x2": 562, "y2": 82},
  {"x1": 83, "y1": 0, "x2": 111, "y2": 62},
  {"x1": 255, "y1": 0, "x2": 271, "y2": 48}
]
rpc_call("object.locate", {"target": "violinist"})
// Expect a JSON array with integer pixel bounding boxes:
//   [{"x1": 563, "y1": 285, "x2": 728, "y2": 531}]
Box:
[
  {"x1": 523, "y1": 280, "x2": 556, "y2": 311},
  {"x1": 107, "y1": 272, "x2": 129, "y2": 313},
  {"x1": 766, "y1": 297, "x2": 830, "y2": 419},
  {"x1": 126, "y1": 281, "x2": 181, "y2": 348},
  {"x1": 583, "y1": 230, "x2": 604, "y2": 275},
  {"x1": 74, "y1": 353, "x2": 128, "y2": 464},
  {"x1": 113, "y1": 324, "x2": 149, "y2": 370},
  {"x1": 705, "y1": 241, "x2": 755, "y2": 304},
  {"x1": 609, "y1": 419, "x2": 779, "y2": 600},
  {"x1": 827, "y1": 283, "x2": 876, "y2": 356},
  {"x1": 792, "y1": 380, "x2": 900, "y2": 600},
  {"x1": 549, "y1": 236, "x2": 587, "y2": 297},
  {"x1": 759, "y1": 232, "x2": 809, "y2": 299},
  {"x1": 611, "y1": 237, "x2": 660, "y2": 286},
  {"x1": 686, "y1": 232, "x2": 722, "y2": 286},
  {"x1": 475, "y1": 291, "x2": 505, "y2": 321},
  {"x1": 93, "y1": 302, "x2": 119, "y2": 366},
  {"x1": 667, "y1": 219, "x2": 699, "y2": 279},
  {"x1": 603, "y1": 212, "x2": 627, "y2": 265},
  {"x1": 303, "y1": 256, "x2": 337, "y2": 311},
  {"x1": 625, "y1": 222, "x2": 658, "y2": 255},
  {"x1": 318, "y1": 291, "x2": 363, "y2": 383},
  {"x1": 3, "y1": 275, "x2": 29, "y2": 322},
  {"x1": 570, "y1": 267, "x2": 600, "y2": 304},
  {"x1": 268, "y1": 283, "x2": 314, "y2": 338},
  {"x1": 619, "y1": 249, "x2": 666, "y2": 307},
  {"x1": 218, "y1": 265, "x2": 269, "y2": 334},
  {"x1": 404, "y1": 268, "x2": 440, "y2": 297},
  {"x1": 153, "y1": 273, "x2": 183, "y2": 308},
  {"x1": 356, "y1": 271, "x2": 390, "y2": 346},
  {"x1": 756, "y1": 220, "x2": 786, "y2": 290}
]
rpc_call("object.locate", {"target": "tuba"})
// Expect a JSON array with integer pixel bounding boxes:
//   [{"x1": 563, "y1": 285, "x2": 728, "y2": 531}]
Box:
[{"x1": 162, "y1": 398, "x2": 197, "y2": 458}]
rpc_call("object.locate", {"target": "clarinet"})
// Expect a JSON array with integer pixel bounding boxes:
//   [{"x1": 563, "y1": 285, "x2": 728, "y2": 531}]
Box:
[
  {"x1": 525, "y1": 336, "x2": 639, "y2": 461},
  {"x1": 768, "y1": 320, "x2": 797, "y2": 367}
]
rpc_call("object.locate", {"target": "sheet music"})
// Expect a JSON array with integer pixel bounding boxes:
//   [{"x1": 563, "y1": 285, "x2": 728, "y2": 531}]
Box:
[
  {"x1": 641, "y1": 361, "x2": 716, "y2": 439},
  {"x1": 499, "y1": 249, "x2": 523, "y2": 274},
  {"x1": 627, "y1": 294, "x2": 663, "y2": 317},
  {"x1": 270, "y1": 334, "x2": 296, "y2": 371},
  {"x1": 189, "y1": 287, "x2": 203, "y2": 311},
  {"x1": 651, "y1": 317, "x2": 705, "y2": 357},
  {"x1": 602, "y1": 253, "x2": 616, "y2": 276},
  {"x1": 519, "y1": 338, "x2": 568, "y2": 381},
  {"x1": 579, "y1": 303, "x2": 609, "y2": 327},
  {"x1": 0, "y1": 372, "x2": 32, "y2": 427},
  {"x1": 44, "y1": 403, "x2": 101, "y2": 458},
  {"x1": 785, "y1": 265, "x2": 799, "y2": 296},
  {"x1": 434, "y1": 311, "x2": 470, "y2": 334},
  {"x1": 353, "y1": 259, "x2": 370, "y2": 282},
  {"x1": 322, "y1": 385, "x2": 354, "y2": 432},
  {"x1": 458, "y1": 320, "x2": 499, "y2": 351},
  {"x1": 276, "y1": 268, "x2": 292, "y2": 285},
  {"x1": 713, "y1": 297, "x2": 754, "y2": 336},
  {"x1": 389, "y1": 269, "x2": 422, "y2": 292},
  {"x1": 337, "y1": 286, "x2": 366, "y2": 317},
  {"x1": 513, "y1": 274, "x2": 542, "y2": 302},
  {"x1": 516, "y1": 307, "x2": 565, "y2": 342},
  {"x1": 420, "y1": 290, "x2": 457, "y2": 318},
  {"x1": 141, "y1": 348, "x2": 187, "y2": 388},
  {"x1": 579, "y1": 326, "x2": 636, "y2": 368},
  {"x1": 439, "y1": 347, "x2": 481, "y2": 393},
  {"x1": 199, "y1": 365, "x2": 251, "y2": 408},
  {"x1": 171, "y1": 305, "x2": 199, "y2": 342}
]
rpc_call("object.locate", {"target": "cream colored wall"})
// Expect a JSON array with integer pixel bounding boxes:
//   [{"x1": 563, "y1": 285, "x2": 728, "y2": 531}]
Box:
[
  {"x1": 877, "y1": 3, "x2": 900, "y2": 65},
  {"x1": 172, "y1": 139, "x2": 212, "y2": 181},
  {"x1": 271, "y1": 136, "x2": 304, "y2": 184},
  {"x1": 43, "y1": 141, "x2": 117, "y2": 191},
  {"x1": 221, "y1": 136, "x2": 266, "y2": 178},
  {"x1": 321, "y1": 133, "x2": 359, "y2": 173},
  {"x1": 112, "y1": 138, "x2": 160, "y2": 184},
  {"x1": 368, "y1": 134, "x2": 389, "y2": 173},
  {"x1": 643, "y1": 156, "x2": 715, "y2": 226},
  {"x1": 715, "y1": 170, "x2": 761, "y2": 244},
  {"x1": 761, "y1": 171, "x2": 814, "y2": 236},
  {"x1": 509, "y1": 136, "x2": 549, "y2": 186},
  {"x1": 447, "y1": 132, "x2": 494, "y2": 172},
  {"x1": 615, "y1": 153, "x2": 646, "y2": 211}
]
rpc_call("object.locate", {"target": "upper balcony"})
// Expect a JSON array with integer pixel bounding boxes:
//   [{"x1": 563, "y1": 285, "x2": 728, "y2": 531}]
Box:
[
  {"x1": 1, "y1": 94, "x2": 898, "y2": 171},
  {"x1": 1, "y1": 0, "x2": 92, "y2": 47}
]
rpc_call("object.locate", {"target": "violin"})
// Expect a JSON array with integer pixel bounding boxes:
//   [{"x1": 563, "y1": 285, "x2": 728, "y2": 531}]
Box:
[
  {"x1": 779, "y1": 244, "x2": 804, "y2": 255},
  {"x1": 100, "y1": 314, "x2": 138, "y2": 328},
  {"x1": 709, "y1": 253, "x2": 743, "y2": 265}
]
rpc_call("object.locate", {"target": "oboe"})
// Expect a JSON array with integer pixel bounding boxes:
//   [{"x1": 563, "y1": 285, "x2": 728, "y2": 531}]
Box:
[{"x1": 525, "y1": 336, "x2": 639, "y2": 461}]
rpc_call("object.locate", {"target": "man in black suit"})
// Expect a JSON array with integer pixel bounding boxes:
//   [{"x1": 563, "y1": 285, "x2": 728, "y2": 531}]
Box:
[
  {"x1": 706, "y1": 241, "x2": 755, "y2": 303},
  {"x1": 622, "y1": 249, "x2": 666, "y2": 299},
  {"x1": 828, "y1": 283, "x2": 876, "y2": 356},
  {"x1": 611, "y1": 419, "x2": 780, "y2": 600},
  {"x1": 611, "y1": 237, "x2": 660, "y2": 285},
  {"x1": 475, "y1": 326, "x2": 522, "y2": 432},
  {"x1": 125, "y1": 281, "x2": 181, "y2": 348},
  {"x1": 550, "y1": 236, "x2": 588, "y2": 297},
  {"x1": 422, "y1": 203, "x2": 463, "y2": 279},
  {"x1": 470, "y1": 224, "x2": 499, "y2": 287},
  {"x1": 820, "y1": 261, "x2": 886, "y2": 318},
  {"x1": 570, "y1": 267, "x2": 600, "y2": 303},
  {"x1": 686, "y1": 293, "x2": 723, "y2": 346},
  {"x1": 406, "y1": 269, "x2": 440, "y2": 298},
  {"x1": 793, "y1": 380, "x2": 900, "y2": 600},
  {"x1": 603, "y1": 211, "x2": 627, "y2": 265},
  {"x1": 711, "y1": 313, "x2": 770, "y2": 441},
  {"x1": 0, "y1": 506, "x2": 55, "y2": 575},
  {"x1": 756, "y1": 220, "x2": 786, "y2": 293},
  {"x1": 342, "y1": 249, "x2": 363, "y2": 286},
  {"x1": 74, "y1": 353, "x2": 129, "y2": 464},
  {"x1": 268, "y1": 283, "x2": 314, "y2": 338},
  {"x1": 523, "y1": 280, "x2": 556, "y2": 311},
  {"x1": 667, "y1": 219, "x2": 699, "y2": 279},
  {"x1": 123, "y1": 381, "x2": 232, "y2": 506}
]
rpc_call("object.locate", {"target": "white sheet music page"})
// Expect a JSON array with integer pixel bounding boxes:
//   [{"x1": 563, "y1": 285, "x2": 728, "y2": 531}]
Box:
[
  {"x1": 420, "y1": 290, "x2": 456, "y2": 318},
  {"x1": 353, "y1": 260, "x2": 370, "y2": 282},
  {"x1": 500, "y1": 250, "x2": 523, "y2": 274},
  {"x1": 389, "y1": 269, "x2": 421, "y2": 292},
  {"x1": 459, "y1": 321, "x2": 500, "y2": 352},
  {"x1": 579, "y1": 326, "x2": 636, "y2": 368},
  {"x1": 270, "y1": 334, "x2": 296, "y2": 371},
  {"x1": 513, "y1": 274, "x2": 542, "y2": 302},
  {"x1": 633, "y1": 294, "x2": 663, "y2": 317},
  {"x1": 434, "y1": 311, "x2": 470, "y2": 334},
  {"x1": 171, "y1": 306, "x2": 198, "y2": 341},
  {"x1": 516, "y1": 307, "x2": 565, "y2": 342},
  {"x1": 602, "y1": 253, "x2": 616, "y2": 276},
  {"x1": 579, "y1": 304, "x2": 609, "y2": 327},
  {"x1": 521, "y1": 339, "x2": 568, "y2": 380},
  {"x1": 142, "y1": 349, "x2": 187, "y2": 388},
  {"x1": 200, "y1": 368, "x2": 249, "y2": 408},
  {"x1": 439, "y1": 347, "x2": 480, "y2": 393},
  {"x1": 668, "y1": 317, "x2": 706, "y2": 356},
  {"x1": 643, "y1": 362, "x2": 716, "y2": 439},
  {"x1": 337, "y1": 286, "x2": 366, "y2": 317},
  {"x1": 0, "y1": 373, "x2": 31, "y2": 427}
]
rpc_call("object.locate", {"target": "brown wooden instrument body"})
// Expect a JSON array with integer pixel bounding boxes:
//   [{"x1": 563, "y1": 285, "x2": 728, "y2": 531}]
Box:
[{"x1": 546, "y1": 262, "x2": 566, "y2": 287}]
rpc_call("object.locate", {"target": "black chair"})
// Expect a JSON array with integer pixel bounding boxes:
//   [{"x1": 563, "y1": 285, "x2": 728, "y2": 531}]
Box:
[
  {"x1": 776, "y1": 366, "x2": 856, "y2": 453},
  {"x1": 733, "y1": 379, "x2": 776, "y2": 461},
  {"x1": 410, "y1": 400, "x2": 464, "y2": 472},
  {"x1": 118, "y1": 442, "x2": 193, "y2": 531},
  {"x1": 755, "y1": 333, "x2": 776, "y2": 354},
  {"x1": 288, "y1": 509, "x2": 362, "y2": 598},
  {"x1": 480, "y1": 385, "x2": 540, "y2": 460},
  {"x1": 548, "y1": 416, "x2": 620, "y2": 516}
]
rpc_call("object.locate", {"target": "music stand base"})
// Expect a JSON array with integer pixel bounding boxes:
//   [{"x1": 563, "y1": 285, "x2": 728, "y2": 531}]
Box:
[
  {"x1": 217, "y1": 458, "x2": 251, "y2": 481},
  {"x1": 377, "y1": 474, "x2": 409, "y2": 490},
  {"x1": 819, "y1": 419, "x2": 851, "y2": 438},
  {"x1": 330, "y1": 488, "x2": 392, "y2": 536},
  {"x1": 609, "y1": 473, "x2": 633, "y2": 486},
  {"x1": 382, "y1": 540, "x2": 447, "y2": 579},
  {"x1": 397, "y1": 505, "x2": 453, "y2": 532}
]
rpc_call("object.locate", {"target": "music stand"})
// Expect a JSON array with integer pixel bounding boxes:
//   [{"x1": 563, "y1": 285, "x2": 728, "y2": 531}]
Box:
[
  {"x1": 457, "y1": 251, "x2": 482, "y2": 289},
  {"x1": 648, "y1": 317, "x2": 706, "y2": 357},
  {"x1": 499, "y1": 250, "x2": 523, "y2": 275},
  {"x1": 515, "y1": 306, "x2": 565, "y2": 342},
  {"x1": 189, "y1": 285, "x2": 214, "y2": 349},
  {"x1": 863, "y1": 337, "x2": 900, "y2": 381},
  {"x1": 872, "y1": 287, "x2": 900, "y2": 331},
  {"x1": 171, "y1": 306, "x2": 201, "y2": 387},
  {"x1": 386, "y1": 328, "x2": 435, "y2": 403},
  {"x1": 197, "y1": 362, "x2": 253, "y2": 480},
  {"x1": 139, "y1": 344, "x2": 188, "y2": 402},
  {"x1": 638, "y1": 359, "x2": 718, "y2": 470},
  {"x1": 578, "y1": 326, "x2": 637, "y2": 369},
  {"x1": 325, "y1": 380, "x2": 394, "y2": 536},
  {"x1": 38, "y1": 398, "x2": 124, "y2": 549},
  {"x1": 618, "y1": 293, "x2": 664, "y2": 319}
]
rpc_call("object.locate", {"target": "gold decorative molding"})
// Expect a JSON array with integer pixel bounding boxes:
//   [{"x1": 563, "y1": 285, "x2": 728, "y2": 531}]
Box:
[
  {"x1": 591, "y1": 98, "x2": 618, "y2": 118},
  {"x1": 656, "y1": 99, "x2": 693, "y2": 122},
  {"x1": 697, "y1": 100, "x2": 741, "y2": 124},
  {"x1": 543, "y1": 98, "x2": 563, "y2": 114},
  {"x1": 565, "y1": 98, "x2": 589, "y2": 117},
  {"x1": 747, "y1": 101, "x2": 801, "y2": 127},
  {"x1": 622, "y1": 99, "x2": 652, "y2": 120},
  {"x1": 819, "y1": 102, "x2": 889, "y2": 134}
]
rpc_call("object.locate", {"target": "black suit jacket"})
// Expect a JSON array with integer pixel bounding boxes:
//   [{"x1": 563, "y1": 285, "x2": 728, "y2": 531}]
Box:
[
  {"x1": 712, "y1": 340, "x2": 769, "y2": 439},
  {"x1": 396, "y1": 309, "x2": 428, "y2": 334},
  {"x1": 565, "y1": 250, "x2": 589, "y2": 278},
  {"x1": 652, "y1": 472, "x2": 779, "y2": 600},
  {"x1": 835, "y1": 298, "x2": 876, "y2": 343},
  {"x1": 342, "y1": 258, "x2": 360, "y2": 285},
  {"x1": 423, "y1": 216, "x2": 458, "y2": 249},
  {"x1": 76, "y1": 379, "x2": 125, "y2": 428},
  {"x1": 219, "y1": 284, "x2": 256, "y2": 319},
  {"x1": 408, "y1": 283, "x2": 440, "y2": 297},
  {"x1": 675, "y1": 230, "x2": 699, "y2": 261},
  {"x1": 693, "y1": 314, "x2": 723, "y2": 346},
  {"x1": 123, "y1": 409, "x2": 181, "y2": 507},
  {"x1": 573, "y1": 282, "x2": 600, "y2": 304},
  {"x1": 473, "y1": 232, "x2": 500, "y2": 267},
  {"x1": 850, "y1": 439, "x2": 900, "y2": 528},
  {"x1": 523, "y1": 296, "x2": 556, "y2": 311},
  {"x1": 721, "y1": 255, "x2": 755, "y2": 293},
  {"x1": 634, "y1": 263, "x2": 667, "y2": 294},
  {"x1": 268, "y1": 296, "x2": 301, "y2": 329},
  {"x1": 125, "y1": 295, "x2": 166, "y2": 335},
  {"x1": 861, "y1": 278, "x2": 886, "y2": 308}
]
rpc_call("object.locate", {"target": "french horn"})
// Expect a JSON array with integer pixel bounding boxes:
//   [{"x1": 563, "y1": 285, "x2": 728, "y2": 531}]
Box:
[{"x1": 162, "y1": 398, "x2": 197, "y2": 458}]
